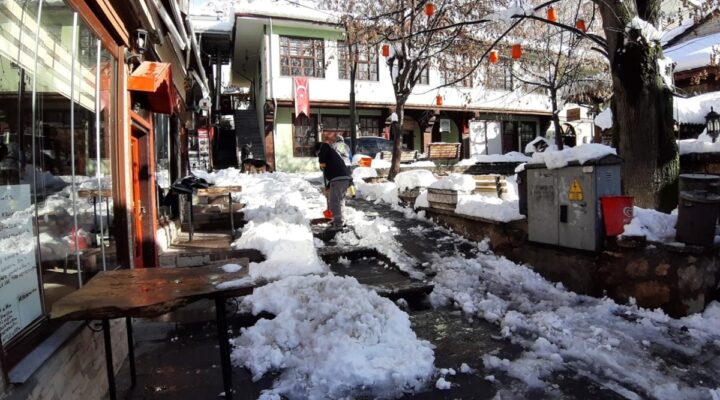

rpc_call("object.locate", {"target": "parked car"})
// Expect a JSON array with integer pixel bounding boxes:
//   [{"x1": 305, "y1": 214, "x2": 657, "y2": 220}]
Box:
[{"x1": 355, "y1": 137, "x2": 394, "y2": 159}]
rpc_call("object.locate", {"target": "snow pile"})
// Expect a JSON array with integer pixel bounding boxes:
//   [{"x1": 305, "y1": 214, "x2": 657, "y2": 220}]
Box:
[
  {"x1": 234, "y1": 219, "x2": 327, "y2": 281},
  {"x1": 594, "y1": 107, "x2": 613, "y2": 130},
  {"x1": 372, "y1": 159, "x2": 392, "y2": 169},
  {"x1": 414, "y1": 190, "x2": 430, "y2": 209},
  {"x1": 355, "y1": 180, "x2": 399, "y2": 205},
  {"x1": 621, "y1": 207, "x2": 677, "y2": 242},
  {"x1": 395, "y1": 170, "x2": 437, "y2": 192},
  {"x1": 628, "y1": 17, "x2": 662, "y2": 42},
  {"x1": 352, "y1": 167, "x2": 377, "y2": 179},
  {"x1": 529, "y1": 144, "x2": 617, "y2": 169},
  {"x1": 455, "y1": 195, "x2": 524, "y2": 222},
  {"x1": 232, "y1": 275, "x2": 435, "y2": 399},
  {"x1": 429, "y1": 174, "x2": 476, "y2": 192},
  {"x1": 524, "y1": 137, "x2": 557, "y2": 154},
  {"x1": 401, "y1": 160, "x2": 435, "y2": 168},
  {"x1": 677, "y1": 130, "x2": 720, "y2": 154},
  {"x1": 430, "y1": 250, "x2": 720, "y2": 398},
  {"x1": 457, "y1": 152, "x2": 530, "y2": 166},
  {"x1": 675, "y1": 92, "x2": 720, "y2": 125},
  {"x1": 665, "y1": 31, "x2": 720, "y2": 72}
]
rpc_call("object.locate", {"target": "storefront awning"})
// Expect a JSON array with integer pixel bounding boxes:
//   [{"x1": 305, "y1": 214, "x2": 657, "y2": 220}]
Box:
[{"x1": 128, "y1": 61, "x2": 175, "y2": 114}]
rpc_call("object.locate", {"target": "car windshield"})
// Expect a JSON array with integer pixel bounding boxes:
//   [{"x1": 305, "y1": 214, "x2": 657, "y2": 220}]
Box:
[{"x1": 375, "y1": 139, "x2": 393, "y2": 152}]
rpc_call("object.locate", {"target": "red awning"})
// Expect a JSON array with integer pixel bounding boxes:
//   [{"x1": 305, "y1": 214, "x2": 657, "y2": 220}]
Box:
[{"x1": 128, "y1": 62, "x2": 175, "y2": 114}]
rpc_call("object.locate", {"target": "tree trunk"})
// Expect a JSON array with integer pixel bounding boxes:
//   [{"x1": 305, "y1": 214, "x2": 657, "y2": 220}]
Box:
[
  {"x1": 387, "y1": 102, "x2": 405, "y2": 181},
  {"x1": 550, "y1": 89, "x2": 564, "y2": 150},
  {"x1": 598, "y1": 2, "x2": 678, "y2": 211}
]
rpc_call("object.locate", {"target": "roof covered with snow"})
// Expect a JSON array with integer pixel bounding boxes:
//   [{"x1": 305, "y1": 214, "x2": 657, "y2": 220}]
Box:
[
  {"x1": 190, "y1": 0, "x2": 339, "y2": 25},
  {"x1": 595, "y1": 92, "x2": 720, "y2": 130},
  {"x1": 665, "y1": 31, "x2": 720, "y2": 72}
]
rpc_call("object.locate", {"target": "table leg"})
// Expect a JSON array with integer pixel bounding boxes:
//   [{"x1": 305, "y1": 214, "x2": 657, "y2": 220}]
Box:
[
  {"x1": 126, "y1": 317, "x2": 137, "y2": 386},
  {"x1": 229, "y1": 192, "x2": 234, "y2": 235},
  {"x1": 93, "y1": 196, "x2": 98, "y2": 234},
  {"x1": 102, "y1": 319, "x2": 117, "y2": 400},
  {"x1": 188, "y1": 194, "x2": 194, "y2": 242},
  {"x1": 215, "y1": 298, "x2": 233, "y2": 400}
]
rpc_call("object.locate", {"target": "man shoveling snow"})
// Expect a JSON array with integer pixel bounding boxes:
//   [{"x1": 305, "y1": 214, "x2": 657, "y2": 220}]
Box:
[{"x1": 317, "y1": 131, "x2": 353, "y2": 229}]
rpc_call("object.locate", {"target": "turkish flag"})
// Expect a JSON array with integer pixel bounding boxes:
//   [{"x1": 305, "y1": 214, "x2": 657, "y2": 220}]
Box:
[{"x1": 294, "y1": 77, "x2": 310, "y2": 118}]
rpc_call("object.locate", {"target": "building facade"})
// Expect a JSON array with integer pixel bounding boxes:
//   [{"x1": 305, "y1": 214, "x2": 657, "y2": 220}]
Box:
[{"x1": 192, "y1": 2, "x2": 594, "y2": 172}]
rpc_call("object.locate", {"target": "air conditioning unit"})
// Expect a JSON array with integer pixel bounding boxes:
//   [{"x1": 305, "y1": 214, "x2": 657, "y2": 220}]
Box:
[{"x1": 439, "y1": 119, "x2": 451, "y2": 133}]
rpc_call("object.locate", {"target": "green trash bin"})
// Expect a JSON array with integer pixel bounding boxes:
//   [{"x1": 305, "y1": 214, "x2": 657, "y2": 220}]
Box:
[{"x1": 675, "y1": 190, "x2": 720, "y2": 248}]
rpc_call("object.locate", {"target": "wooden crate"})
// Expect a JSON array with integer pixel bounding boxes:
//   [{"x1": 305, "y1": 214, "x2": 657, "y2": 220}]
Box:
[
  {"x1": 427, "y1": 143, "x2": 461, "y2": 161},
  {"x1": 427, "y1": 188, "x2": 459, "y2": 210}
]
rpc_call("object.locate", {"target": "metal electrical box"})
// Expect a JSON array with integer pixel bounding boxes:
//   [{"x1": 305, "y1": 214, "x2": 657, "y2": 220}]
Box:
[{"x1": 526, "y1": 154, "x2": 622, "y2": 251}]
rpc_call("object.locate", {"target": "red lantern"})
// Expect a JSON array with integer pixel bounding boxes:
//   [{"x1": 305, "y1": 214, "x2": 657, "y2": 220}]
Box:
[
  {"x1": 489, "y1": 50, "x2": 499, "y2": 64},
  {"x1": 576, "y1": 19, "x2": 587, "y2": 32},
  {"x1": 547, "y1": 7, "x2": 557, "y2": 22},
  {"x1": 424, "y1": 2, "x2": 435, "y2": 17},
  {"x1": 511, "y1": 44, "x2": 522, "y2": 59},
  {"x1": 382, "y1": 44, "x2": 390, "y2": 57},
  {"x1": 436, "y1": 95, "x2": 443, "y2": 106}
]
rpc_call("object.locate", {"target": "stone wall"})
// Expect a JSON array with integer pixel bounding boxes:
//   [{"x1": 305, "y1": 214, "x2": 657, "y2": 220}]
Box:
[
  {"x1": 3, "y1": 320, "x2": 128, "y2": 400},
  {"x1": 424, "y1": 208, "x2": 720, "y2": 317}
]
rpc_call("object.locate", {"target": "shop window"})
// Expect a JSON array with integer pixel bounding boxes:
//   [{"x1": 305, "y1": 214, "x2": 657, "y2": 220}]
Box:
[
  {"x1": 519, "y1": 121, "x2": 537, "y2": 151},
  {"x1": 359, "y1": 117, "x2": 381, "y2": 137},
  {"x1": 337, "y1": 41, "x2": 378, "y2": 81},
  {"x1": 154, "y1": 114, "x2": 172, "y2": 218},
  {"x1": 485, "y1": 60, "x2": 514, "y2": 91},
  {"x1": 418, "y1": 66, "x2": 430, "y2": 85},
  {"x1": 293, "y1": 114, "x2": 317, "y2": 157},
  {"x1": 442, "y1": 59, "x2": 473, "y2": 88},
  {"x1": 0, "y1": 0, "x2": 117, "y2": 354},
  {"x1": 280, "y1": 36, "x2": 325, "y2": 78}
]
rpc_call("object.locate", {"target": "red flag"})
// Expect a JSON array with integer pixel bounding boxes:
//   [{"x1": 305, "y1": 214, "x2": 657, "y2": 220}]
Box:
[{"x1": 294, "y1": 77, "x2": 310, "y2": 117}]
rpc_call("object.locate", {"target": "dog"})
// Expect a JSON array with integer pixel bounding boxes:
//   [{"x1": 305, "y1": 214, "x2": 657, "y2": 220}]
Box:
[{"x1": 240, "y1": 143, "x2": 272, "y2": 173}]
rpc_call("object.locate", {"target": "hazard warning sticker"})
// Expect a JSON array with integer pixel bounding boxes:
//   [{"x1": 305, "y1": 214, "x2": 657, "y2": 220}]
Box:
[{"x1": 568, "y1": 179, "x2": 584, "y2": 201}]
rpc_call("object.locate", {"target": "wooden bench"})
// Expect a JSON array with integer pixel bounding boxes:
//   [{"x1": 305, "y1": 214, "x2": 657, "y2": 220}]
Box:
[
  {"x1": 378, "y1": 150, "x2": 418, "y2": 163},
  {"x1": 427, "y1": 143, "x2": 461, "y2": 162},
  {"x1": 472, "y1": 175, "x2": 507, "y2": 198}
]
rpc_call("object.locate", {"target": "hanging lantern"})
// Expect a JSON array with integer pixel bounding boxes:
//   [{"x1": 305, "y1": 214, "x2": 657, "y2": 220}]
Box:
[
  {"x1": 436, "y1": 95, "x2": 443, "y2": 106},
  {"x1": 511, "y1": 44, "x2": 522, "y2": 59},
  {"x1": 576, "y1": 19, "x2": 587, "y2": 32},
  {"x1": 547, "y1": 7, "x2": 557, "y2": 22},
  {"x1": 489, "y1": 50, "x2": 499, "y2": 64},
  {"x1": 424, "y1": 2, "x2": 436, "y2": 17},
  {"x1": 382, "y1": 44, "x2": 390, "y2": 57}
]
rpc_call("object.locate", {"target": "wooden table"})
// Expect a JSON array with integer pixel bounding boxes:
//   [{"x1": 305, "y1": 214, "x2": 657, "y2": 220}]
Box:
[
  {"x1": 51, "y1": 265, "x2": 256, "y2": 400},
  {"x1": 190, "y1": 185, "x2": 243, "y2": 241}
]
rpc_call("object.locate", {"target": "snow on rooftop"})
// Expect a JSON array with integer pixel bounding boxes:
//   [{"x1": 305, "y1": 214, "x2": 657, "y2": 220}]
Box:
[
  {"x1": 677, "y1": 129, "x2": 720, "y2": 155},
  {"x1": 191, "y1": 0, "x2": 338, "y2": 25},
  {"x1": 660, "y1": 17, "x2": 695, "y2": 44},
  {"x1": 665, "y1": 31, "x2": 720, "y2": 72}
]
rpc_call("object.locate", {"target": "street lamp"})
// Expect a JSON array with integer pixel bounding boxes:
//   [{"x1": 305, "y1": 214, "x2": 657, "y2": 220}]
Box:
[{"x1": 706, "y1": 107, "x2": 720, "y2": 142}]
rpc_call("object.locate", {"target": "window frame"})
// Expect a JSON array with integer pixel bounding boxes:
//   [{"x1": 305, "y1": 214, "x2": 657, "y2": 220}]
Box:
[
  {"x1": 280, "y1": 36, "x2": 326, "y2": 78},
  {"x1": 337, "y1": 41, "x2": 379, "y2": 81},
  {"x1": 485, "y1": 59, "x2": 514, "y2": 91},
  {"x1": 292, "y1": 113, "x2": 319, "y2": 157}
]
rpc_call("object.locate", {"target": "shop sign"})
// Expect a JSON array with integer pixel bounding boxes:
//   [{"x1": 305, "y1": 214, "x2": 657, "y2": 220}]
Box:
[{"x1": 0, "y1": 185, "x2": 42, "y2": 343}]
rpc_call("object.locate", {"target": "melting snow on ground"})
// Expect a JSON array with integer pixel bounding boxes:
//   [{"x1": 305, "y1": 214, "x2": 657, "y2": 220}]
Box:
[{"x1": 231, "y1": 274, "x2": 435, "y2": 400}]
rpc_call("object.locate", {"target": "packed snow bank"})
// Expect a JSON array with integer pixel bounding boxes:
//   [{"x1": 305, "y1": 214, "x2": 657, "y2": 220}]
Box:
[
  {"x1": 457, "y1": 152, "x2": 530, "y2": 166},
  {"x1": 455, "y1": 195, "x2": 524, "y2": 222},
  {"x1": 429, "y1": 174, "x2": 476, "y2": 192},
  {"x1": 395, "y1": 170, "x2": 437, "y2": 192},
  {"x1": 677, "y1": 130, "x2": 720, "y2": 155},
  {"x1": 355, "y1": 181, "x2": 399, "y2": 205},
  {"x1": 233, "y1": 219, "x2": 327, "y2": 281},
  {"x1": 529, "y1": 144, "x2": 617, "y2": 169},
  {"x1": 232, "y1": 275, "x2": 435, "y2": 399},
  {"x1": 351, "y1": 167, "x2": 377, "y2": 179},
  {"x1": 401, "y1": 160, "x2": 435, "y2": 168},
  {"x1": 430, "y1": 249, "x2": 720, "y2": 398},
  {"x1": 621, "y1": 207, "x2": 677, "y2": 242}
]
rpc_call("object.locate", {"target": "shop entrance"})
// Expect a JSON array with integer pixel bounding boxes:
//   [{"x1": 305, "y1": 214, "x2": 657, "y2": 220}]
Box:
[{"x1": 129, "y1": 113, "x2": 158, "y2": 268}]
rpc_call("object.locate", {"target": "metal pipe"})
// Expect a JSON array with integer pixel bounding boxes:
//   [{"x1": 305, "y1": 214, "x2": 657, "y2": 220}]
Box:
[
  {"x1": 102, "y1": 319, "x2": 117, "y2": 400},
  {"x1": 150, "y1": 0, "x2": 186, "y2": 51},
  {"x1": 69, "y1": 11, "x2": 82, "y2": 287},
  {"x1": 95, "y1": 38, "x2": 107, "y2": 271}
]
